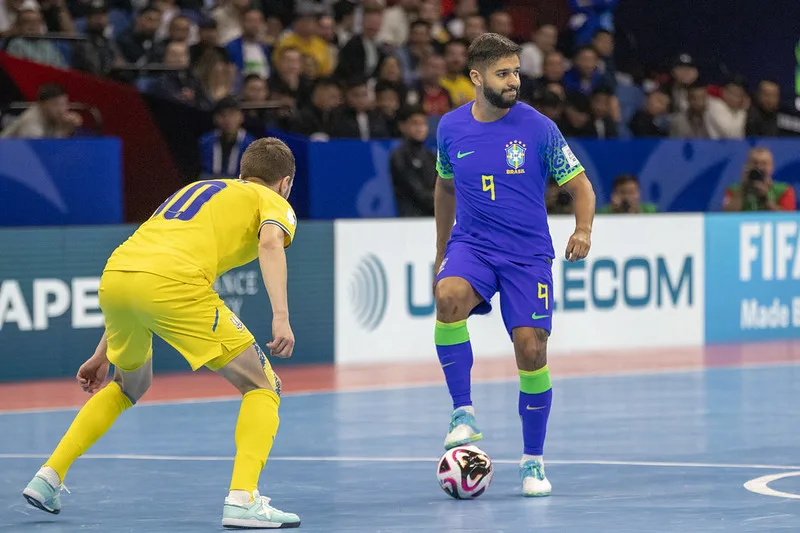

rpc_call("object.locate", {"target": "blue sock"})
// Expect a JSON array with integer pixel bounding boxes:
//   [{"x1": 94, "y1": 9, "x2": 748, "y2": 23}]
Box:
[
  {"x1": 435, "y1": 320, "x2": 473, "y2": 409},
  {"x1": 519, "y1": 366, "x2": 553, "y2": 456}
]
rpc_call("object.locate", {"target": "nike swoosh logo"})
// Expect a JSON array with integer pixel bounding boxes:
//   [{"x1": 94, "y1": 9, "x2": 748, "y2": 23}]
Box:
[
  {"x1": 441, "y1": 361, "x2": 455, "y2": 368},
  {"x1": 531, "y1": 313, "x2": 550, "y2": 320},
  {"x1": 526, "y1": 405, "x2": 546, "y2": 411},
  {"x1": 457, "y1": 151, "x2": 475, "y2": 159}
]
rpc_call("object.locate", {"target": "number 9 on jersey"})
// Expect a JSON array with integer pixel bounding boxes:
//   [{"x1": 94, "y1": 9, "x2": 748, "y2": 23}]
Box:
[{"x1": 481, "y1": 175, "x2": 495, "y2": 201}]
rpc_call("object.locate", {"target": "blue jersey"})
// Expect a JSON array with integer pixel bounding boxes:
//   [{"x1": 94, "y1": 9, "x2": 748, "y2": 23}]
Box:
[{"x1": 436, "y1": 102, "x2": 584, "y2": 262}]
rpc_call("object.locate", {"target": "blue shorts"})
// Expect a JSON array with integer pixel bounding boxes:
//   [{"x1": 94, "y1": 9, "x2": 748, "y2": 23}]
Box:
[{"x1": 435, "y1": 241, "x2": 554, "y2": 337}]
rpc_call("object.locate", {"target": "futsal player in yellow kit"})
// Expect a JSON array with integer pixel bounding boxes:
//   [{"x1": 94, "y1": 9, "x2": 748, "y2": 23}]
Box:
[{"x1": 22, "y1": 138, "x2": 302, "y2": 529}]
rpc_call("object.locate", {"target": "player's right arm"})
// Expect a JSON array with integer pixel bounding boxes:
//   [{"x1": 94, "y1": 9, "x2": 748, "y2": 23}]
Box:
[
  {"x1": 77, "y1": 331, "x2": 110, "y2": 393},
  {"x1": 434, "y1": 123, "x2": 456, "y2": 279}
]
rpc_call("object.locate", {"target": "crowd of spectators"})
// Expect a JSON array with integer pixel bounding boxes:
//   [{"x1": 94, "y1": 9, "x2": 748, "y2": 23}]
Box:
[
  {"x1": 0, "y1": 0, "x2": 795, "y2": 213},
  {"x1": 2, "y1": 0, "x2": 796, "y2": 142}
]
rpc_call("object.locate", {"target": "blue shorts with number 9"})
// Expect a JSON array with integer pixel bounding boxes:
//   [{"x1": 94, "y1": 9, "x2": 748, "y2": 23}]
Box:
[{"x1": 435, "y1": 241, "x2": 554, "y2": 337}]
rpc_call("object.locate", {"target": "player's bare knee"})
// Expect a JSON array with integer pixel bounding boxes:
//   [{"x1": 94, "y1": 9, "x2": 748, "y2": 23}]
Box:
[
  {"x1": 237, "y1": 374, "x2": 273, "y2": 396},
  {"x1": 216, "y1": 345, "x2": 275, "y2": 396},
  {"x1": 514, "y1": 328, "x2": 549, "y2": 371},
  {"x1": 113, "y1": 363, "x2": 152, "y2": 403},
  {"x1": 224, "y1": 366, "x2": 273, "y2": 396},
  {"x1": 435, "y1": 278, "x2": 477, "y2": 321}
]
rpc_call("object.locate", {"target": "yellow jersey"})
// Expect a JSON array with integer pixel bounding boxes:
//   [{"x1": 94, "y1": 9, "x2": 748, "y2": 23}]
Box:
[
  {"x1": 440, "y1": 75, "x2": 475, "y2": 107},
  {"x1": 273, "y1": 33, "x2": 333, "y2": 76},
  {"x1": 105, "y1": 179, "x2": 297, "y2": 285}
]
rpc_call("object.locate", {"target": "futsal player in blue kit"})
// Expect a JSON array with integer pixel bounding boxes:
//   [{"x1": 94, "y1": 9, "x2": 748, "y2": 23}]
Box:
[{"x1": 433, "y1": 33, "x2": 596, "y2": 497}]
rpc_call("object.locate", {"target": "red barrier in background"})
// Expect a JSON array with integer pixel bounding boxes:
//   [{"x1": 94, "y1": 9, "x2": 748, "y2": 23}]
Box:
[{"x1": 0, "y1": 52, "x2": 183, "y2": 223}]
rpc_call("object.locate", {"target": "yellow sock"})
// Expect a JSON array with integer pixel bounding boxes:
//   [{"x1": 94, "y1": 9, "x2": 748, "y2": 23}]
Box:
[
  {"x1": 229, "y1": 389, "x2": 280, "y2": 494},
  {"x1": 45, "y1": 381, "x2": 133, "y2": 481}
]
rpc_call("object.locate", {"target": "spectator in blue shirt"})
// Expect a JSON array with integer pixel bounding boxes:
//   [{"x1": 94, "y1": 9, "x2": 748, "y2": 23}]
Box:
[
  {"x1": 568, "y1": 0, "x2": 618, "y2": 47},
  {"x1": 199, "y1": 97, "x2": 255, "y2": 178},
  {"x1": 562, "y1": 45, "x2": 604, "y2": 95}
]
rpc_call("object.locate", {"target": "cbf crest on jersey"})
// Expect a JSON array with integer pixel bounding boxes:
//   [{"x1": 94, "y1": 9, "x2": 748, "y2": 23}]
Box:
[{"x1": 505, "y1": 140, "x2": 526, "y2": 175}]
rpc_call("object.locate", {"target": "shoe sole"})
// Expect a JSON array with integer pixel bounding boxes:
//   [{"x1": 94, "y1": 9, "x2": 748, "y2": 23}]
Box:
[
  {"x1": 222, "y1": 518, "x2": 300, "y2": 529},
  {"x1": 22, "y1": 489, "x2": 60, "y2": 515},
  {"x1": 522, "y1": 491, "x2": 551, "y2": 497},
  {"x1": 444, "y1": 432, "x2": 483, "y2": 450}
]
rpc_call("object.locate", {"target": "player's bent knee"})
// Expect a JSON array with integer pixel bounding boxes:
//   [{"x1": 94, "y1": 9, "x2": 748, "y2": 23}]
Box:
[
  {"x1": 435, "y1": 277, "x2": 478, "y2": 321},
  {"x1": 215, "y1": 344, "x2": 276, "y2": 396},
  {"x1": 113, "y1": 362, "x2": 153, "y2": 404},
  {"x1": 513, "y1": 328, "x2": 549, "y2": 371}
]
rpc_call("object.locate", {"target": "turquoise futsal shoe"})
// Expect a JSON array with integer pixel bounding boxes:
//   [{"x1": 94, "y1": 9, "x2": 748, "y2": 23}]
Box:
[
  {"x1": 23, "y1": 472, "x2": 69, "y2": 514},
  {"x1": 444, "y1": 406, "x2": 483, "y2": 450},
  {"x1": 222, "y1": 490, "x2": 300, "y2": 529}
]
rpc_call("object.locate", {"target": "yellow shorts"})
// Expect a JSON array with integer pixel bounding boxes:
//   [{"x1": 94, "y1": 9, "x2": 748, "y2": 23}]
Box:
[{"x1": 99, "y1": 270, "x2": 259, "y2": 373}]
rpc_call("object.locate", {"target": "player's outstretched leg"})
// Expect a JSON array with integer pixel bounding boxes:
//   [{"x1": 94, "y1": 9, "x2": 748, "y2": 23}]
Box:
[
  {"x1": 23, "y1": 361, "x2": 151, "y2": 514},
  {"x1": 434, "y1": 277, "x2": 483, "y2": 450},
  {"x1": 214, "y1": 343, "x2": 299, "y2": 529},
  {"x1": 513, "y1": 327, "x2": 553, "y2": 497}
]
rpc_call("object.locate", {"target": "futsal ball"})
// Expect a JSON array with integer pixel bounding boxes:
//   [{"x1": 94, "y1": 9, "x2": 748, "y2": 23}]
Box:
[{"x1": 436, "y1": 445, "x2": 494, "y2": 499}]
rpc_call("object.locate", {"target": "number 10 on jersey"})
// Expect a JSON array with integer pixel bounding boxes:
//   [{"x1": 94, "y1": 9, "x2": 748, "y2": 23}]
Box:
[{"x1": 482, "y1": 175, "x2": 495, "y2": 201}]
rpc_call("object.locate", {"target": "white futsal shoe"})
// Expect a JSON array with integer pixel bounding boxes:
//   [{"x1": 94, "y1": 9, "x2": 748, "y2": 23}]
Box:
[
  {"x1": 444, "y1": 406, "x2": 483, "y2": 450},
  {"x1": 520, "y1": 457, "x2": 552, "y2": 497}
]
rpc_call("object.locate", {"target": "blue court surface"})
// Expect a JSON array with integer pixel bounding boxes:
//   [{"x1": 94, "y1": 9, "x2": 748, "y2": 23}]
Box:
[{"x1": 2, "y1": 362, "x2": 800, "y2": 532}]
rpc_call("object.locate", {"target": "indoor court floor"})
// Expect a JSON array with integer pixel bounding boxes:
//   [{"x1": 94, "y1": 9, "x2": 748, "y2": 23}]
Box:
[{"x1": 2, "y1": 341, "x2": 800, "y2": 532}]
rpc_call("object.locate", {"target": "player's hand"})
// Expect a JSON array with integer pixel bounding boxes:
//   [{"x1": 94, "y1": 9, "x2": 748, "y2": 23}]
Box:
[
  {"x1": 565, "y1": 228, "x2": 591, "y2": 263},
  {"x1": 77, "y1": 354, "x2": 110, "y2": 394},
  {"x1": 267, "y1": 316, "x2": 294, "y2": 358}
]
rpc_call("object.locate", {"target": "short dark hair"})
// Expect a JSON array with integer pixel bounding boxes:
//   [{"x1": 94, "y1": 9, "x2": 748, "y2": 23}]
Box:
[
  {"x1": 374, "y1": 80, "x2": 399, "y2": 96},
  {"x1": 333, "y1": 0, "x2": 355, "y2": 22},
  {"x1": 566, "y1": 91, "x2": 591, "y2": 113},
  {"x1": 591, "y1": 84, "x2": 614, "y2": 98},
  {"x1": 725, "y1": 74, "x2": 747, "y2": 90},
  {"x1": 409, "y1": 19, "x2": 431, "y2": 32},
  {"x1": 397, "y1": 105, "x2": 426, "y2": 122},
  {"x1": 536, "y1": 91, "x2": 562, "y2": 108},
  {"x1": 240, "y1": 137, "x2": 296, "y2": 184},
  {"x1": 37, "y1": 83, "x2": 66, "y2": 102},
  {"x1": 362, "y1": 5, "x2": 383, "y2": 16},
  {"x1": 573, "y1": 45, "x2": 598, "y2": 58},
  {"x1": 313, "y1": 76, "x2": 339, "y2": 91},
  {"x1": 467, "y1": 32, "x2": 521, "y2": 72},
  {"x1": 198, "y1": 18, "x2": 217, "y2": 30},
  {"x1": 612, "y1": 173, "x2": 639, "y2": 190},
  {"x1": 444, "y1": 38, "x2": 469, "y2": 53},
  {"x1": 213, "y1": 96, "x2": 239, "y2": 115},
  {"x1": 140, "y1": 5, "x2": 160, "y2": 16},
  {"x1": 344, "y1": 75, "x2": 368, "y2": 91},
  {"x1": 243, "y1": 73, "x2": 265, "y2": 85},
  {"x1": 648, "y1": 87, "x2": 671, "y2": 98}
]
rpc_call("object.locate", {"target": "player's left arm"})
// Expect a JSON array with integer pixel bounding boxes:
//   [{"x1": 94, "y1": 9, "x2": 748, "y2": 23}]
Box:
[
  {"x1": 258, "y1": 224, "x2": 294, "y2": 358},
  {"x1": 562, "y1": 172, "x2": 596, "y2": 262},
  {"x1": 257, "y1": 199, "x2": 298, "y2": 357},
  {"x1": 541, "y1": 118, "x2": 596, "y2": 262}
]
